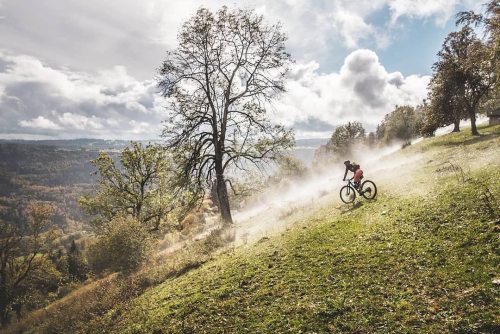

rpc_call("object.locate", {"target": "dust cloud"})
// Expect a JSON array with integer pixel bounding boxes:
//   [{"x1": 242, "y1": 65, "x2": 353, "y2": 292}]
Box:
[
  {"x1": 230, "y1": 117, "x2": 490, "y2": 244},
  {"x1": 231, "y1": 141, "x2": 415, "y2": 244},
  {"x1": 160, "y1": 117, "x2": 490, "y2": 252}
]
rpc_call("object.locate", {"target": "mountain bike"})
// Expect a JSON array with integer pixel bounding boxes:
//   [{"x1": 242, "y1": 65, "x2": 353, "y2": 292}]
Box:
[{"x1": 339, "y1": 178, "x2": 377, "y2": 204}]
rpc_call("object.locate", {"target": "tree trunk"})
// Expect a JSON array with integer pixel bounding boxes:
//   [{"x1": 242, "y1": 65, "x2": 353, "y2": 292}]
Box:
[
  {"x1": 210, "y1": 181, "x2": 219, "y2": 209},
  {"x1": 13, "y1": 303, "x2": 22, "y2": 320},
  {"x1": 452, "y1": 119, "x2": 460, "y2": 132},
  {"x1": 0, "y1": 287, "x2": 9, "y2": 327},
  {"x1": 216, "y1": 173, "x2": 233, "y2": 225},
  {"x1": 214, "y1": 141, "x2": 233, "y2": 225},
  {"x1": 0, "y1": 310, "x2": 7, "y2": 328},
  {"x1": 0, "y1": 272, "x2": 9, "y2": 327},
  {"x1": 469, "y1": 108, "x2": 479, "y2": 136}
]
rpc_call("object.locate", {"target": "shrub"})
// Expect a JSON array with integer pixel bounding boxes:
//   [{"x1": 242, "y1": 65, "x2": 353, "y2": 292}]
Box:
[
  {"x1": 401, "y1": 140, "x2": 412, "y2": 149},
  {"x1": 87, "y1": 217, "x2": 152, "y2": 274}
]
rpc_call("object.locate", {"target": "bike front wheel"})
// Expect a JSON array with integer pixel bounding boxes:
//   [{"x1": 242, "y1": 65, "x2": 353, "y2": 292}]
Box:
[
  {"x1": 361, "y1": 180, "x2": 377, "y2": 200},
  {"x1": 340, "y1": 185, "x2": 356, "y2": 204}
]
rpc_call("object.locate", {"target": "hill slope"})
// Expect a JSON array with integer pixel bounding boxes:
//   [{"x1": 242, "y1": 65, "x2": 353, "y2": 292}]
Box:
[{"x1": 20, "y1": 126, "x2": 500, "y2": 334}]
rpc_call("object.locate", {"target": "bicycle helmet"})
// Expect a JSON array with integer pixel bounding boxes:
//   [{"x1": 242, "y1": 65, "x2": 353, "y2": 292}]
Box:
[{"x1": 344, "y1": 160, "x2": 350, "y2": 165}]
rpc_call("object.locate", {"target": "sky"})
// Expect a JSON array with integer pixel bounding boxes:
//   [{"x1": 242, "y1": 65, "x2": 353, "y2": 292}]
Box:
[{"x1": 0, "y1": 0, "x2": 484, "y2": 140}]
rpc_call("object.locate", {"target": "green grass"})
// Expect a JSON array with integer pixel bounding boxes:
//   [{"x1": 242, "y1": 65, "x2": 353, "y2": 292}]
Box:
[
  {"x1": 425, "y1": 124, "x2": 500, "y2": 148},
  {"x1": 85, "y1": 170, "x2": 499, "y2": 333},
  {"x1": 14, "y1": 125, "x2": 500, "y2": 334}
]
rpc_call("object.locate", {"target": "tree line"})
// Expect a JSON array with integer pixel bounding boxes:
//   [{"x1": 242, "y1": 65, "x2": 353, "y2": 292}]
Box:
[
  {"x1": 314, "y1": 104, "x2": 424, "y2": 165},
  {"x1": 422, "y1": 1, "x2": 498, "y2": 136},
  {"x1": 317, "y1": 1, "x2": 498, "y2": 163}
]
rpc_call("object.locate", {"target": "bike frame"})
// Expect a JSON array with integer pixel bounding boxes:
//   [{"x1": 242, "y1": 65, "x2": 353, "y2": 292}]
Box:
[{"x1": 344, "y1": 179, "x2": 361, "y2": 194}]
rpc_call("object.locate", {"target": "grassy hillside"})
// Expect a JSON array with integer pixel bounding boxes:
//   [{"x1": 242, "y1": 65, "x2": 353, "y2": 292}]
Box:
[{"x1": 11, "y1": 125, "x2": 500, "y2": 334}]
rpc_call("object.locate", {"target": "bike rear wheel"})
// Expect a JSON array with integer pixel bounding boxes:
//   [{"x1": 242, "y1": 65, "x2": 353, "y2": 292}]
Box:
[
  {"x1": 340, "y1": 185, "x2": 356, "y2": 203},
  {"x1": 361, "y1": 180, "x2": 377, "y2": 200}
]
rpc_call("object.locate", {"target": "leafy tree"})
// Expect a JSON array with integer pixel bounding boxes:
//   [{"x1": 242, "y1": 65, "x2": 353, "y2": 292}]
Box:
[
  {"x1": 457, "y1": 1, "x2": 499, "y2": 118},
  {"x1": 427, "y1": 63, "x2": 467, "y2": 132},
  {"x1": 375, "y1": 123, "x2": 385, "y2": 141},
  {"x1": 67, "y1": 240, "x2": 87, "y2": 282},
  {"x1": 428, "y1": 26, "x2": 495, "y2": 135},
  {"x1": 12, "y1": 257, "x2": 61, "y2": 319},
  {"x1": 80, "y1": 142, "x2": 188, "y2": 232},
  {"x1": 378, "y1": 105, "x2": 422, "y2": 142},
  {"x1": 457, "y1": 1, "x2": 499, "y2": 60},
  {"x1": 158, "y1": 6, "x2": 294, "y2": 225},
  {"x1": 420, "y1": 100, "x2": 440, "y2": 136},
  {"x1": 326, "y1": 121, "x2": 365, "y2": 156},
  {"x1": 274, "y1": 155, "x2": 307, "y2": 180},
  {"x1": 0, "y1": 202, "x2": 54, "y2": 326},
  {"x1": 264, "y1": 155, "x2": 307, "y2": 187},
  {"x1": 313, "y1": 122, "x2": 365, "y2": 168}
]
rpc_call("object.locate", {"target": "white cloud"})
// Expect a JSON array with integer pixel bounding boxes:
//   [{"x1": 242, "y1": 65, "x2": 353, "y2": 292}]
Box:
[
  {"x1": 128, "y1": 120, "x2": 161, "y2": 135},
  {"x1": 0, "y1": 0, "x2": 482, "y2": 141},
  {"x1": 273, "y1": 49, "x2": 430, "y2": 137},
  {"x1": 138, "y1": 0, "x2": 478, "y2": 68},
  {"x1": 0, "y1": 0, "x2": 480, "y2": 81},
  {"x1": 330, "y1": 6, "x2": 376, "y2": 48},
  {"x1": 0, "y1": 51, "x2": 166, "y2": 139},
  {"x1": 1, "y1": 48, "x2": 430, "y2": 139},
  {"x1": 388, "y1": 0, "x2": 461, "y2": 25},
  {"x1": 58, "y1": 112, "x2": 104, "y2": 130},
  {"x1": 19, "y1": 116, "x2": 62, "y2": 130}
]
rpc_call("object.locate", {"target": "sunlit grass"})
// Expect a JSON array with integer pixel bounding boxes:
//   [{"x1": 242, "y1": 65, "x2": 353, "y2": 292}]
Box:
[
  {"x1": 12, "y1": 125, "x2": 500, "y2": 334},
  {"x1": 94, "y1": 169, "x2": 499, "y2": 334}
]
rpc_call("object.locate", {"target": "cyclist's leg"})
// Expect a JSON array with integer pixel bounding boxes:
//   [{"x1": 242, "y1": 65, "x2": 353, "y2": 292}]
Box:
[{"x1": 354, "y1": 170, "x2": 363, "y2": 188}]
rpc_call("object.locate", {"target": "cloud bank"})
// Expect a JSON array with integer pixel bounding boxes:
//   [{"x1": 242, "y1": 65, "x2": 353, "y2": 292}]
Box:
[
  {"x1": 274, "y1": 49, "x2": 430, "y2": 138},
  {"x1": 0, "y1": 0, "x2": 475, "y2": 140},
  {"x1": 0, "y1": 0, "x2": 476, "y2": 79},
  {"x1": 0, "y1": 51, "x2": 165, "y2": 139},
  {"x1": 0, "y1": 49, "x2": 429, "y2": 140}
]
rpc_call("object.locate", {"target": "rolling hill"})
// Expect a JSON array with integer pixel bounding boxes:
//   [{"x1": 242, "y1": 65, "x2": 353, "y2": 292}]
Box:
[{"x1": 8, "y1": 125, "x2": 500, "y2": 334}]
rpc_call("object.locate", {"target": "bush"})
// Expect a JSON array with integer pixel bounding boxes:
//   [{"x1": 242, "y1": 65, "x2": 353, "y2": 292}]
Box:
[
  {"x1": 401, "y1": 140, "x2": 412, "y2": 149},
  {"x1": 87, "y1": 217, "x2": 152, "y2": 274}
]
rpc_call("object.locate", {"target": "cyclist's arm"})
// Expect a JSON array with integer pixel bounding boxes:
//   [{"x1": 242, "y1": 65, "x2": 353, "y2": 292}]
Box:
[{"x1": 343, "y1": 167, "x2": 348, "y2": 181}]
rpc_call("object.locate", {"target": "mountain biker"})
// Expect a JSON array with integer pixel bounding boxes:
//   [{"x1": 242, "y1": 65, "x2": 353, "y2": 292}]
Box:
[{"x1": 343, "y1": 160, "x2": 363, "y2": 190}]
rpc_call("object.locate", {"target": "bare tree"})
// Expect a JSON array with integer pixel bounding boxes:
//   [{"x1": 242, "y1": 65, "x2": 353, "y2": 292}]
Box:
[{"x1": 158, "y1": 7, "x2": 294, "y2": 224}]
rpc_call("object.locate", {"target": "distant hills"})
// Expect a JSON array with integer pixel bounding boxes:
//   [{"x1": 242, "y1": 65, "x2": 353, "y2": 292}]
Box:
[
  {"x1": 294, "y1": 138, "x2": 328, "y2": 148},
  {"x1": 0, "y1": 137, "x2": 327, "y2": 148},
  {"x1": 0, "y1": 138, "x2": 329, "y2": 165},
  {"x1": 0, "y1": 138, "x2": 157, "y2": 151}
]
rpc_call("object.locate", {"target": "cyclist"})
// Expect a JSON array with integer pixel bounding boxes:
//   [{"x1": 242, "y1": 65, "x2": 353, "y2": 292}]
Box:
[{"x1": 343, "y1": 160, "x2": 363, "y2": 190}]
